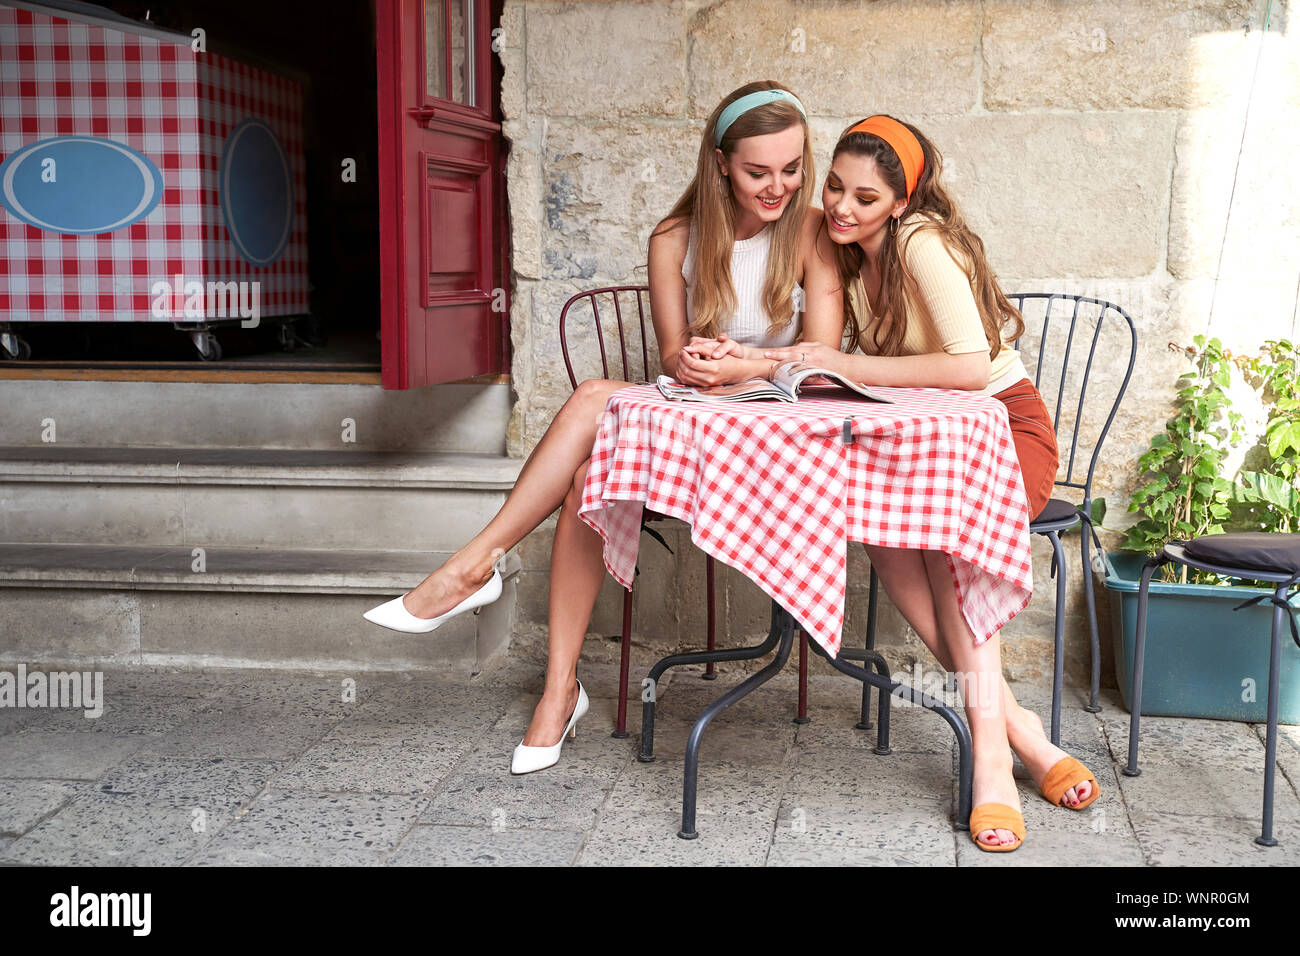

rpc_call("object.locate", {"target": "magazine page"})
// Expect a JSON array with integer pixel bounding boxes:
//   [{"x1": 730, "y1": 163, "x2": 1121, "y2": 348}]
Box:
[
  {"x1": 655, "y1": 375, "x2": 793, "y2": 403},
  {"x1": 770, "y1": 362, "x2": 894, "y2": 403}
]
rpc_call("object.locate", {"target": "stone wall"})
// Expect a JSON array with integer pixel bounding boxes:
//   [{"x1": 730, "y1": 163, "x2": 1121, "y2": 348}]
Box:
[{"x1": 495, "y1": 0, "x2": 1299, "y2": 684}]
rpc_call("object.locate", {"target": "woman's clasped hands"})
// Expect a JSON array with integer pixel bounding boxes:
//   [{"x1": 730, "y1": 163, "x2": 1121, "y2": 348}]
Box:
[{"x1": 674, "y1": 333, "x2": 758, "y2": 386}]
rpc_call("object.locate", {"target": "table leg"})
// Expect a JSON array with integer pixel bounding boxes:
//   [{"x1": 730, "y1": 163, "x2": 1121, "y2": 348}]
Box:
[
  {"x1": 680, "y1": 602, "x2": 796, "y2": 839},
  {"x1": 638, "y1": 614, "x2": 783, "y2": 763},
  {"x1": 857, "y1": 567, "x2": 880, "y2": 730}
]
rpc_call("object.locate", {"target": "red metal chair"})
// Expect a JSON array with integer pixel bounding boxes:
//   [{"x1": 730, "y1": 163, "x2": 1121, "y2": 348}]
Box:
[{"x1": 559, "y1": 286, "x2": 718, "y2": 738}]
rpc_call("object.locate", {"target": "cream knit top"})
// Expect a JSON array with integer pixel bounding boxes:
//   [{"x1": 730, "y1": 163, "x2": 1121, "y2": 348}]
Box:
[
  {"x1": 682, "y1": 221, "x2": 801, "y2": 349},
  {"x1": 847, "y1": 214, "x2": 1028, "y2": 396}
]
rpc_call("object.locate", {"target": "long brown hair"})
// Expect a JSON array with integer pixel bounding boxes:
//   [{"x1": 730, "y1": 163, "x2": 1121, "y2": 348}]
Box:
[
  {"x1": 650, "y1": 80, "x2": 814, "y2": 339},
  {"x1": 830, "y1": 116, "x2": 1024, "y2": 359}
]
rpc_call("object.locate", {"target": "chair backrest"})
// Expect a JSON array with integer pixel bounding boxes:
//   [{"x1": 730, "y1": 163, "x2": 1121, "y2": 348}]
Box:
[
  {"x1": 558, "y1": 285, "x2": 654, "y2": 391},
  {"x1": 1009, "y1": 292, "x2": 1137, "y2": 505}
]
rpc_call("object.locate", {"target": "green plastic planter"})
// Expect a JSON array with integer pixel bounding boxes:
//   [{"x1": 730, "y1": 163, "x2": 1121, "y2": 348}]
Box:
[{"x1": 1102, "y1": 551, "x2": 1300, "y2": 724}]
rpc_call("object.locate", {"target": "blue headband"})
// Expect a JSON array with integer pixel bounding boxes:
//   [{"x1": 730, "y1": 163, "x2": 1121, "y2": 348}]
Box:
[{"x1": 714, "y1": 90, "x2": 807, "y2": 146}]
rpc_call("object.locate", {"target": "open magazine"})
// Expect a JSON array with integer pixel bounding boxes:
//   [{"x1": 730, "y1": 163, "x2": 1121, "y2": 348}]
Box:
[{"x1": 656, "y1": 361, "x2": 893, "y2": 404}]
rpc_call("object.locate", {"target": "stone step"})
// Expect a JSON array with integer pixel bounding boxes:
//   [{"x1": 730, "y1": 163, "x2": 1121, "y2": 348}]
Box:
[
  {"x1": 0, "y1": 446, "x2": 522, "y2": 551},
  {"x1": 0, "y1": 380, "x2": 514, "y2": 454},
  {"x1": 0, "y1": 543, "x2": 521, "y2": 673}
]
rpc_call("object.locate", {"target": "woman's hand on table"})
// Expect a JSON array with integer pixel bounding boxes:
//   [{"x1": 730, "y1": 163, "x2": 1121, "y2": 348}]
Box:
[
  {"x1": 675, "y1": 349, "x2": 765, "y2": 387},
  {"x1": 681, "y1": 333, "x2": 755, "y2": 361},
  {"x1": 762, "y1": 341, "x2": 844, "y2": 374}
]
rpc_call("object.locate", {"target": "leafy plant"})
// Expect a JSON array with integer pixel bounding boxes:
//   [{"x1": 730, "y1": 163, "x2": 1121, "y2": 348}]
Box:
[
  {"x1": 1120, "y1": 336, "x2": 1242, "y2": 583},
  {"x1": 1236, "y1": 339, "x2": 1300, "y2": 533}
]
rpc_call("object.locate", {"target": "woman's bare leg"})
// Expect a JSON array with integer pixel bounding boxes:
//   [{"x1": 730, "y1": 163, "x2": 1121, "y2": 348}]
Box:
[
  {"x1": 402, "y1": 379, "x2": 630, "y2": 619},
  {"x1": 863, "y1": 545, "x2": 1091, "y2": 843},
  {"x1": 520, "y1": 460, "x2": 606, "y2": 746}
]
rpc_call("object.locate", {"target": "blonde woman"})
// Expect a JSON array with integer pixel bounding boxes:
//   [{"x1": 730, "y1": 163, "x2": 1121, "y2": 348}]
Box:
[
  {"x1": 758, "y1": 115, "x2": 1099, "y2": 852},
  {"x1": 365, "y1": 81, "x2": 844, "y2": 774}
]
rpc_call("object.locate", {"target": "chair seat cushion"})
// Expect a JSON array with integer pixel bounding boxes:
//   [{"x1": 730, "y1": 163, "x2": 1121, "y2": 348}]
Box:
[
  {"x1": 1030, "y1": 497, "x2": 1079, "y2": 527},
  {"x1": 1182, "y1": 533, "x2": 1300, "y2": 576}
]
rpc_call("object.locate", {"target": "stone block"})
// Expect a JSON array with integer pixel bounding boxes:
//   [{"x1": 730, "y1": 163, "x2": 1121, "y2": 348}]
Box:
[
  {"x1": 525, "y1": 1, "x2": 686, "y2": 119},
  {"x1": 689, "y1": 0, "x2": 980, "y2": 118},
  {"x1": 983, "y1": 0, "x2": 1264, "y2": 111}
]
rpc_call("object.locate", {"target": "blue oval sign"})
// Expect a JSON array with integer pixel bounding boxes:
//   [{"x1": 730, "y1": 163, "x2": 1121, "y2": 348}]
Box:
[
  {"x1": 0, "y1": 136, "x2": 164, "y2": 235},
  {"x1": 219, "y1": 119, "x2": 293, "y2": 267}
]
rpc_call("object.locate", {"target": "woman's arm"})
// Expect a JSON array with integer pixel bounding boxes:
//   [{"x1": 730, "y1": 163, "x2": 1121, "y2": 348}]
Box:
[
  {"x1": 798, "y1": 206, "x2": 845, "y2": 350},
  {"x1": 646, "y1": 219, "x2": 692, "y2": 381}
]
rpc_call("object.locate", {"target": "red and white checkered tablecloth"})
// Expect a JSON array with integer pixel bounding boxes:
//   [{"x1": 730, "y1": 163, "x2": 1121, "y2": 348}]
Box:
[
  {"x1": 578, "y1": 384, "x2": 1035, "y2": 658},
  {"x1": 0, "y1": 4, "x2": 308, "y2": 322}
]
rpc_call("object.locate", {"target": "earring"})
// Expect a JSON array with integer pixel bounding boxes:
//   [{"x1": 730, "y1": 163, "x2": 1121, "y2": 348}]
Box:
[{"x1": 889, "y1": 216, "x2": 899, "y2": 237}]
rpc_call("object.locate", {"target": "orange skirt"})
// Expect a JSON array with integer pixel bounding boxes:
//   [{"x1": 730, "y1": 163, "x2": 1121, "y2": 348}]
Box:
[{"x1": 991, "y1": 378, "x2": 1059, "y2": 521}]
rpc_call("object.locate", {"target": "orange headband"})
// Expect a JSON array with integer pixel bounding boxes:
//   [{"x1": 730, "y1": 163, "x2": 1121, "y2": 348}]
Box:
[{"x1": 847, "y1": 116, "x2": 924, "y2": 202}]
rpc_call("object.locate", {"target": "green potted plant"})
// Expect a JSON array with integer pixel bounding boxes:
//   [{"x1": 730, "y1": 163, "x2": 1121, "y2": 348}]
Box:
[{"x1": 1096, "y1": 336, "x2": 1300, "y2": 722}]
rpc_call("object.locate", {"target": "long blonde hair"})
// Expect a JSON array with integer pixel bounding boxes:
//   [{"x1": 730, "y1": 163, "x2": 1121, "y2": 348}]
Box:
[
  {"x1": 830, "y1": 116, "x2": 1024, "y2": 359},
  {"x1": 651, "y1": 80, "x2": 814, "y2": 339}
]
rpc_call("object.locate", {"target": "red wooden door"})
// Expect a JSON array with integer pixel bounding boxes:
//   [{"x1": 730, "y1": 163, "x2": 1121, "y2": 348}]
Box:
[{"x1": 376, "y1": 0, "x2": 507, "y2": 389}]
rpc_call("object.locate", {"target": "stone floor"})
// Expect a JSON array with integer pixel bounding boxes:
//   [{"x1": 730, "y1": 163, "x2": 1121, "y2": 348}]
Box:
[{"x1": 1, "y1": 642, "x2": 1298, "y2": 866}]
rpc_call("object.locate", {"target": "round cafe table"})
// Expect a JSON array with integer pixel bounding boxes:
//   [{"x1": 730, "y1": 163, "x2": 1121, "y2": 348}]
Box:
[{"x1": 578, "y1": 383, "x2": 1035, "y2": 838}]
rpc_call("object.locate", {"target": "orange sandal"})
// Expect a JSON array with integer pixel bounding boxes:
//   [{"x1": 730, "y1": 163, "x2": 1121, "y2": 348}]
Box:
[
  {"x1": 969, "y1": 803, "x2": 1025, "y2": 852},
  {"x1": 1040, "y1": 756, "x2": 1100, "y2": 810}
]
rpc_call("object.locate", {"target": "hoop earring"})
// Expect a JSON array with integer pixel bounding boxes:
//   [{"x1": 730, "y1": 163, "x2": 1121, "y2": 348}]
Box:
[{"x1": 889, "y1": 216, "x2": 899, "y2": 237}]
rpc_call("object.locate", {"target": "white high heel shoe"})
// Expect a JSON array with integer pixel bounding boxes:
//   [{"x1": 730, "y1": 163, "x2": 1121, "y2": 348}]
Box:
[
  {"x1": 511, "y1": 680, "x2": 589, "y2": 775},
  {"x1": 362, "y1": 556, "x2": 505, "y2": 634}
]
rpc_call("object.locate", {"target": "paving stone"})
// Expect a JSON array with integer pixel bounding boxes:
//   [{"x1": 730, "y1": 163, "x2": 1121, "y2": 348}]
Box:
[
  {"x1": 388, "y1": 824, "x2": 585, "y2": 866},
  {"x1": 269, "y1": 739, "x2": 464, "y2": 794},
  {"x1": 25, "y1": 693, "x2": 210, "y2": 735},
  {"x1": 1101, "y1": 712, "x2": 1267, "y2": 766},
  {"x1": 1128, "y1": 811, "x2": 1300, "y2": 866},
  {"x1": 0, "y1": 708, "x2": 41, "y2": 736},
  {"x1": 94, "y1": 753, "x2": 278, "y2": 809},
  {"x1": 421, "y1": 772, "x2": 609, "y2": 831},
  {"x1": 773, "y1": 798, "x2": 957, "y2": 863},
  {"x1": 191, "y1": 672, "x2": 373, "y2": 719},
  {"x1": 575, "y1": 809, "x2": 772, "y2": 866},
  {"x1": 785, "y1": 746, "x2": 955, "y2": 813},
  {"x1": 607, "y1": 758, "x2": 783, "y2": 820},
  {"x1": 188, "y1": 844, "x2": 388, "y2": 866},
  {"x1": 192, "y1": 789, "x2": 428, "y2": 864},
  {"x1": 795, "y1": 698, "x2": 959, "y2": 755},
  {"x1": 0, "y1": 730, "x2": 147, "y2": 779},
  {"x1": 642, "y1": 714, "x2": 794, "y2": 766},
  {"x1": 0, "y1": 792, "x2": 225, "y2": 866},
  {"x1": 1113, "y1": 752, "x2": 1300, "y2": 822},
  {"x1": 0, "y1": 779, "x2": 87, "y2": 835},
  {"x1": 954, "y1": 826, "x2": 1147, "y2": 866},
  {"x1": 144, "y1": 709, "x2": 339, "y2": 761}
]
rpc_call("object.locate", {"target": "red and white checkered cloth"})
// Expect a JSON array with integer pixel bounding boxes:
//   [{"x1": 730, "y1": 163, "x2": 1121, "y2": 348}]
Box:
[
  {"x1": 0, "y1": 4, "x2": 308, "y2": 322},
  {"x1": 579, "y1": 385, "x2": 1035, "y2": 658}
]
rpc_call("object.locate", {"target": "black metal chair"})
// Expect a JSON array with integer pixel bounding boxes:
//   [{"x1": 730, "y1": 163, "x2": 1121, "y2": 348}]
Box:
[
  {"x1": 1125, "y1": 533, "x2": 1300, "y2": 846},
  {"x1": 856, "y1": 293, "x2": 1137, "y2": 747}
]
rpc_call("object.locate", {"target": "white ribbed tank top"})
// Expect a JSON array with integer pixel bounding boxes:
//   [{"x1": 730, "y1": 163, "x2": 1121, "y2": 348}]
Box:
[{"x1": 681, "y1": 221, "x2": 801, "y2": 348}]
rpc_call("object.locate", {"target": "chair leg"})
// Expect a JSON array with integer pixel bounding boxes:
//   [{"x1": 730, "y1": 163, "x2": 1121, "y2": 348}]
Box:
[
  {"x1": 1257, "y1": 586, "x2": 1287, "y2": 847},
  {"x1": 795, "y1": 630, "x2": 810, "y2": 724},
  {"x1": 1080, "y1": 517, "x2": 1102, "y2": 713},
  {"x1": 1047, "y1": 530, "x2": 1067, "y2": 748},
  {"x1": 703, "y1": 556, "x2": 717, "y2": 680},
  {"x1": 614, "y1": 585, "x2": 633, "y2": 739},
  {"x1": 857, "y1": 566, "x2": 879, "y2": 731},
  {"x1": 1124, "y1": 557, "x2": 1164, "y2": 776}
]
